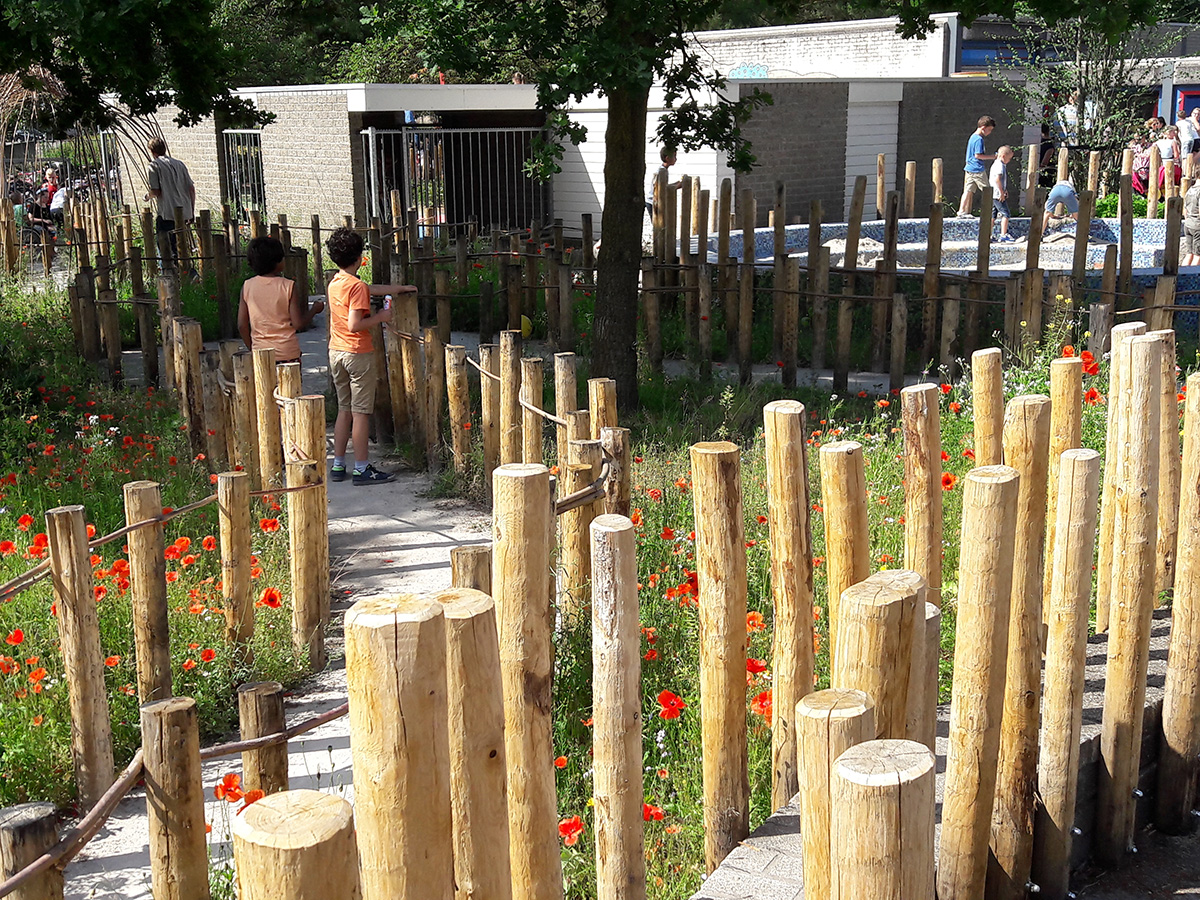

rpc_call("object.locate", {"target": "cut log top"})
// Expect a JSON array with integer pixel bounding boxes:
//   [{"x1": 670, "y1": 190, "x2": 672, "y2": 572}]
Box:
[
  {"x1": 592, "y1": 513, "x2": 634, "y2": 535},
  {"x1": 763, "y1": 399, "x2": 805, "y2": 416},
  {"x1": 691, "y1": 440, "x2": 739, "y2": 456},
  {"x1": 798, "y1": 688, "x2": 874, "y2": 720},
  {"x1": 142, "y1": 695, "x2": 196, "y2": 716},
  {"x1": 0, "y1": 802, "x2": 56, "y2": 832},
  {"x1": 968, "y1": 465, "x2": 1020, "y2": 485},
  {"x1": 841, "y1": 580, "x2": 905, "y2": 609},
  {"x1": 1062, "y1": 448, "x2": 1101, "y2": 464},
  {"x1": 46, "y1": 503, "x2": 85, "y2": 517},
  {"x1": 494, "y1": 463, "x2": 551, "y2": 479},
  {"x1": 434, "y1": 588, "x2": 493, "y2": 619},
  {"x1": 345, "y1": 595, "x2": 444, "y2": 629},
  {"x1": 819, "y1": 440, "x2": 863, "y2": 457},
  {"x1": 973, "y1": 347, "x2": 1002, "y2": 364},
  {"x1": 865, "y1": 569, "x2": 925, "y2": 597},
  {"x1": 230, "y1": 789, "x2": 353, "y2": 849},
  {"x1": 834, "y1": 738, "x2": 934, "y2": 786}
]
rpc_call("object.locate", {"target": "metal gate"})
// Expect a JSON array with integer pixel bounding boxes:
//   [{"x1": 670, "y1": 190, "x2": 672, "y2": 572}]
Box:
[
  {"x1": 361, "y1": 126, "x2": 550, "y2": 237},
  {"x1": 222, "y1": 129, "x2": 266, "y2": 223}
]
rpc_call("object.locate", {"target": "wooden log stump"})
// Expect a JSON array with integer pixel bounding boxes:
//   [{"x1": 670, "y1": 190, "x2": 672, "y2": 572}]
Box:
[
  {"x1": 238, "y1": 681, "x2": 288, "y2": 795},
  {"x1": 560, "y1": 440, "x2": 602, "y2": 620},
  {"x1": 424, "y1": 326, "x2": 445, "y2": 471},
  {"x1": 600, "y1": 427, "x2": 632, "y2": 518},
  {"x1": 554, "y1": 353, "x2": 577, "y2": 468},
  {"x1": 818, "y1": 441, "x2": 870, "y2": 670},
  {"x1": 0, "y1": 803, "x2": 62, "y2": 900},
  {"x1": 908, "y1": 601, "x2": 941, "y2": 752},
  {"x1": 972, "y1": 347, "x2": 1004, "y2": 465},
  {"x1": 288, "y1": 459, "x2": 328, "y2": 672},
  {"x1": 901, "y1": 384, "x2": 943, "y2": 606},
  {"x1": 1153, "y1": 329, "x2": 1180, "y2": 595},
  {"x1": 521, "y1": 357, "x2": 544, "y2": 465},
  {"x1": 588, "y1": 378, "x2": 618, "y2": 439},
  {"x1": 219, "y1": 471, "x2": 254, "y2": 653},
  {"x1": 1043, "y1": 358, "x2": 1083, "y2": 612},
  {"x1": 231, "y1": 351, "x2": 261, "y2": 489},
  {"x1": 445, "y1": 345, "x2": 470, "y2": 474},
  {"x1": 479, "y1": 343, "x2": 500, "y2": 494},
  {"x1": 450, "y1": 544, "x2": 492, "y2": 594},
  {"x1": 123, "y1": 481, "x2": 172, "y2": 703},
  {"x1": 231, "y1": 789, "x2": 358, "y2": 900},
  {"x1": 200, "y1": 351, "x2": 230, "y2": 470}
]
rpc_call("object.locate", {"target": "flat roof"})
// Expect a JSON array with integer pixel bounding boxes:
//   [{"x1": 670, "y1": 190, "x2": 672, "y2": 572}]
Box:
[{"x1": 233, "y1": 83, "x2": 540, "y2": 112}]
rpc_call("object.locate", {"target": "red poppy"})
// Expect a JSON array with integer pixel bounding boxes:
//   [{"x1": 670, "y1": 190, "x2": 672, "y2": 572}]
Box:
[
  {"x1": 202, "y1": 536, "x2": 217, "y2": 551},
  {"x1": 1062, "y1": 345, "x2": 1075, "y2": 358},
  {"x1": 746, "y1": 657, "x2": 767, "y2": 674},
  {"x1": 104, "y1": 656, "x2": 120, "y2": 667},
  {"x1": 751, "y1": 689, "x2": 773, "y2": 725},
  {"x1": 4, "y1": 629, "x2": 22, "y2": 646},
  {"x1": 182, "y1": 659, "x2": 197, "y2": 671},
  {"x1": 746, "y1": 611, "x2": 766, "y2": 632},
  {"x1": 258, "y1": 587, "x2": 282, "y2": 609},
  {"x1": 756, "y1": 515, "x2": 767, "y2": 524},
  {"x1": 948, "y1": 402, "x2": 962, "y2": 414},
  {"x1": 877, "y1": 399, "x2": 890, "y2": 409},
  {"x1": 0, "y1": 541, "x2": 15, "y2": 556},
  {"x1": 259, "y1": 518, "x2": 280, "y2": 533},
  {"x1": 554, "y1": 756, "x2": 568, "y2": 769},
  {"x1": 558, "y1": 815, "x2": 584, "y2": 847},
  {"x1": 644, "y1": 649, "x2": 659, "y2": 661},
  {"x1": 165, "y1": 571, "x2": 179, "y2": 583},
  {"x1": 200, "y1": 648, "x2": 216, "y2": 663},
  {"x1": 215, "y1": 772, "x2": 243, "y2": 802},
  {"x1": 942, "y1": 473, "x2": 959, "y2": 491},
  {"x1": 660, "y1": 527, "x2": 675, "y2": 540},
  {"x1": 237, "y1": 790, "x2": 265, "y2": 813},
  {"x1": 941, "y1": 450, "x2": 950, "y2": 461},
  {"x1": 648, "y1": 489, "x2": 663, "y2": 502},
  {"x1": 939, "y1": 383, "x2": 952, "y2": 394},
  {"x1": 630, "y1": 509, "x2": 643, "y2": 526},
  {"x1": 27, "y1": 667, "x2": 46, "y2": 683},
  {"x1": 86, "y1": 524, "x2": 96, "y2": 539},
  {"x1": 657, "y1": 690, "x2": 687, "y2": 719},
  {"x1": 174, "y1": 537, "x2": 191, "y2": 553},
  {"x1": 1085, "y1": 388, "x2": 1103, "y2": 406},
  {"x1": 963, "y1": 448, "x2": 976, "y2": 460},
  {"x1": 643, "y1": 802, "x2": 665, "y2": 821},
  {"x1": 16, "y1": 514, "x2": 32, "y2": 531}
]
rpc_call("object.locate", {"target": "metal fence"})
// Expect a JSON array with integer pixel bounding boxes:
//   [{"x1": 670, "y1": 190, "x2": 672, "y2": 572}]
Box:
[
  {"x1": 361, "y1": 126, "x2": 550, "y2": 237},
  {"x1": 222, "y1": 129, "x2": 267, "y2": 223}
]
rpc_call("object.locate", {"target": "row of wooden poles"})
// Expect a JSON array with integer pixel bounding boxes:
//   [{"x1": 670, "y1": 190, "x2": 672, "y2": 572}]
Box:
[{"x1": 4, "y1": 327, "x2": 1200, "y2": 900}]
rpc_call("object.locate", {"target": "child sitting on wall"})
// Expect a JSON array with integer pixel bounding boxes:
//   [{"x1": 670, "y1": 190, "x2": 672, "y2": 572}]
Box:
[{"x1": 237, "y1": 236, "x2": 324, "y2": 362}]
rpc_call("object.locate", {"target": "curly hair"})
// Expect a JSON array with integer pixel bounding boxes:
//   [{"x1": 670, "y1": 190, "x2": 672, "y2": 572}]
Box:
[
  {"x1": 247, "y1": 236, "x2": 285, "y2": 276},
  {"x1": 326, "y1": 227, "x2": 364, "y2": 268}
]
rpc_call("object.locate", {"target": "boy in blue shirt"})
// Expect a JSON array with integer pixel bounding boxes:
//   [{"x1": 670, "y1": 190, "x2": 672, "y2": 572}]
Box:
[{"x1": 957, "y1": 116, "x2": 996, "y2": 217}]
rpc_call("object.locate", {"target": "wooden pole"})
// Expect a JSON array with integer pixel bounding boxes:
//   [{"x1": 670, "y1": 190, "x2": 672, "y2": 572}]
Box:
[
  {"x1": 831, "y1": 739, "x2": 936, "y2": 899},
  {"x1": 642, "y1": 260, "x2": 662, "y2": 374},
  {"x1": 772, "y1": 182, "x2": 787, "y2": 357},
  {"x1": 1096, "y1": 322, "x2": 1148, "y2": 632},
  {"x1": 1153, "y1": 329, "x2": 1180, "y2": 594},
  {"x1": 1148, "y1": 144, "x2": 1162, "y2": 219},
  {"x1": 908, "y1": 600, "x2": 942, "y2": 753},
  {"x1": 432, "y1": 589, "x2": 512, "y2": 900},
  {"x1": 902, "y1": 385, "x2": 943, "y2": 606},
  {"x1": 237, "y1": 681, "x2": 288, "y2": 795},
  {"x1": 690, "y1": 441, "x2": 750, "y2": 871},
  {"x1": 937, "y1": 466, "x2": 1020, "y2": 900},
  {"x1": 922, "y1": 204, "x2": 944, "y2": 364},
  {"x1": 521, "y1": 357, "x2": 544, "y2": 465},
  {"x1": 141, "y1": 697, "x2": 210, "y2": 900},
  {"x1": 446, "y1": 345, "x2": 470, "y2": 474},
  {"x1": 600, "y1": 426, "x2": 632, "y2": 518},
  {"x1": 590, "y1": 515, "x2": 646, "y2": 900},
  {"x1": 818, "y1": 441, "x2": 870, "y2": 670},
  {"x1": 480, "y1": 343, "x2": 501, "y2": 492},
  {"x1": 889, "y1": 291, "x2": 907, "y2": 392},
  {"x1": 1089, "y1": 150, "x2": 1102, "y2": 194},
  {"x1": 903, "y1": 160, "x2": 917, "y2": 217},
  {"x1": 1156, "y1": 370, "x2": 1200, "y2": 832},
  {"x1": 436, "y1": 268, "x2": 452, "y2": 345},
  {"x1": 288, "y1": 459, "x2": 328, "y2": 672},
  {"x1": 252, "y1": 348, "x2": 283, "y2": 488},
  {"x1": 492, "y1": 464, "x2": 562, "y2": 900},
  {"x1": 1119, "y1": 174, "x2": 1134, "y2": 296},
  {"x1": 832, "y1": 573, "x2": 919, "y2": 739},
  {"x1": 588, "y1": 377, "x2": 618, "y2": 439},
  {"x1": 940, "y1": 284, "x2": 961, "y2": 376},
  {"x1": 781, "y1": 256, "x2": 799, "y2": 386},
  {"x1": 972, "y1": 348, "x2": 1004, "y2": 465},
  {"x1": 450, "y1": 544, "x2": 492, "y2": 594},
  {"x1": 397, "y1": 293, "x2": 424, "y2": 450},
  {"x1": 500, "y1": 331, "x2": 522, "y2": 465},
  {"x1": 796, "y1": 689, "x2": 875, "y2": 900},
  {"x1": 560, "y1": 440, "x2": 602, "y2": 620},
  {"x1": 383, "y1": 314, "x2": 408, "y2": 443},
  {"x1": 1031, "y1": 449, "x2": 1102, "y2": 899},
  {"x1": 200, "y1": 351, "x2": 229, "y2": 470},
  {"x1": 176, "y1": 318, "x2": 206, "y2": 456},
  {"x1": 988, "y1": 394, "x2": 1052, "y2": 900},
  {"x1": 1097, "y1": 333, "x2": 1163, "y2": 865},
  {"x1": 554, "y1": 353, "x2": 577, "y2": 468},
  {"x1": 834, "y1": 175, "x2": 867, "y2": 392},
  {"x1": 699, "y1": 263, "x2": 713, "y2": 381},
  {"x1": 0, "y1": 803, "x2": 62, "y2": 900},
  {"x1": 231, "y1": 790, "x2": 359, "y2": 900},
  {"x1": 219, "y1": 471, "x2": 253, "y2": 653},
  {"x1": 763, "y1": 401, "x2": 815, "y2": 809},
  {"x1": 811, "y1": 247, "x2": 831, "y2": 371},
  {"x1": 345, "y1": 595, "x2": 453, "y2": 900},
  {"x1": 46, "y1": 505, "x2": 115, "y2": 808},
  {"x1": 276, "y1": 362, "x2": 301, "y2": 454},
  {"x1": 123, "y1": 481, "x2": 172, "y2": 704},
  {"x1": 1043, "y1": 358, "x2": 1083, "y2": 609},
  {"x1": 876, "y1": 153, "x2": 887, "y2": 217},
  {"x1": 932, "y1": 156, "x2": 944, "y2": 206}
]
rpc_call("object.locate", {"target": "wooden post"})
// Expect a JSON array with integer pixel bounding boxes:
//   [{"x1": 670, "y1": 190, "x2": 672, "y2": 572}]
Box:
[
  {"x1": 1148, "y1": 144, "x2": 1162, "y2": 219},
  {"x1": 831, "y1": 740, "x2": 936, "y2": 899},
  {"x1": 699, "y1": 263, "x2": 713, "y2": 380},
  {"x1": 903, "y1": 160, "x2": 917, "y2": 217},
  {"x1": 491, "y1": 464, "x2": 563, "y2": 900},
  {"x1": 902, "y1": 385, "x2": 943, "y2": 606},
  {"x1": 582, "y1": 213, "x2": 595, "y2": 270},
  {"x1": 431, "y1": 589, "x2": 512, "y2": 900},
  {"x1": 738, "y1": 188, "x2": 756, "y2": 382},
  {"x1": 811, "y1": 247, "x2": 831, "y2": 371},
  {"x1": 1072, "y1": 190, "x2": 1096, "y2": 294},
  {"x1": 937, "y1": 466, "x2": 1020, "y2": 900},
  {"x1": 199, "y1": 351, "x2": 229, "y2": 471},
  {"x1": 345, "y1": 596, "x2": 454, "y2": 900},
  {"x1": 1154, "y1": 329, "x2": 1181, "y2": 594},
  {"x1": 932, "y1": 157, "x2": 944, "y2": 206},
  {"x1": 989, "y1": 394, "x2": 1052, "y2": 900},
  {"x1": 141, "y1": 697, "x2": 210, "y2": 900},
  {"x1": 75, "y1": 271, "x2": 101, "y2": 364},
  {"x1": 230, "y1": 790, "x2": 359, "y2": 900},
  {"x1": 288, "y1": 459, "x2": 328, "y2": 672},
  {"x1": 1119, "y1": 174, "x2": 1134, "y2": 296},
  {"x1": 252, "y1": 348, "x2": 283, "y2": 488},
  {"x1": 1031, "y1": 449, "x2": 1102, "y2": 899},
  {"x1": 435, "y1": 268, "x2": 452, "y2": 345},
  {"x1": 587, "y1": 377, "x2": 618, "y2": 439},
  {"x1": 1089, "y1": 150, "x2": 1102, "y2": 194},
  {"x1": 156, "y1": 274, "x2": 180, "y2": 394},
  {"x1": 1097, "y1": 334, "x2": 1163, "y2": 865},
  {"x1": 446, "y1": 345, "x2": 470, "y2": 474},
  {"x1": 772, "y1": 182, "x2": 787, "y2": 356},
  {"x1": 690, "y1": 442, "x2": 750, "y2": 870},
  {"x1": 1156, "y1": 371, "x2": 1200, "y2": 832},
  {"x1": 889, "y1": 292, "x2": 907, "y2": 391},
  {"x1": 557, "y1": 267, "x2": 573, "y2": 351},
  {"x1": 819, "y1": 442, "x2": 870, "y2": 670},
  {"x1": 642, "y1": 260, "x2": 662, "y2": 374},
  {"x1": 763, "y1": 401, "x2": 815, "y2": 809},
  {"x1": 718, "y1": 179, "x2": 734, "y2": 359},
  {"x1": 797, "y1": 690, "x2": 875, "y2": 900},
  {"x1": 600, "y1": 427, "x2": 632, "y2": 518},
  {"x1": 0, "y1": 803, "x2": 62, "y2": 900},
  {"x1": 500, "y1": 331, "x2": 522, "y2": 465},
  {"x1": 1042, "y1": 358, "x2": 1084, "y2": 612},
  {"x1": 1097, "y1": 322, "x2": 1148, "y2": 632},
  {"x1": 781, "y1": 256, "x2": 799, "y2": 386},
  {"x1": 922, "y1": 204, "x2": 944, "y2": 364},
  {"x1": 237, "y1": 681, "x2": 288, "y2": 795},
  {"x1": 450, "y1": 544, "x2": 492, "y2": 594},
  {"x1": 521, "y1": 357, "x2": 544, "y2": 465},
  {"x1": 45, "y1": 505, "x2": 115, "y2": 808},
  {"x1": 275, "y1": 361, "x2": 301, "y2": 458},
  {"x1": 231, "y1": 352, "x2": 261, "y2": 488},
  {"x1": 218, "y1": 471, "x2": 254, "y2": 654},
  {"x1": 1023, "y1": 145, "x2": 1039, "y2": 214},
  {"x1": 940, "y1": 284, "x2": 961, "y2": 376},
  {"x1": 560, "y1": 440, "x2": 602, "y2": 619},
  {"x1": 832, "y1": 573, "x2": 919, "y2": 739},
  {"x1": 290, "y1": 392, "x2": 327, "y2": 465},
  {"x1": 426, "y1": 326, "x2": 447, "y2": 469},
  {"x1": 396, "y1": 292, "x2": 424, "y2": 450},
  {"x1": 123, "y1": 481, "x2": 172, "y2": 703},
  {"x1": 480, "y1": 344, "x2": 501, "y2": 492},
  {"x1": 1025, "y1": 190, "x2": 1045, "y2": 274},
  {"x1": 590, "y1": 515, "x2": 646, "y2": 900},
  {"x1": 834, "y1": 176, "x2": 867, "y2": 392},
  {"x1": 553, "y1": 353, "x2": 577, "y2": 468},
  {"x1": 876, "y1": 153, "x2": 887, "y2": 217},
  {"x1": 908, "y1": 601, "x2": 942, "y2": 752},
  {"x1": 972, "y1": 348, "x2": 1004, "y2": 465},
  {"x1": 480, "y1": 280, "x2": 497, "y2": 345}
]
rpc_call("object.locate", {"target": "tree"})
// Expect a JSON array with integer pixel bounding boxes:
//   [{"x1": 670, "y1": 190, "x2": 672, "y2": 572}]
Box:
[{"x1": 0, "y1": 0, "x2": 262, "y2": 128}]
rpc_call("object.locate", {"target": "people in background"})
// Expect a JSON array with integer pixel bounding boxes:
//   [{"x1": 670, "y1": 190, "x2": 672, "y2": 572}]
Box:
[
  {"x1": 1043, "y1": 181, "x2": 1080, "y2": 234},
  {"x1": 957, "y1": 115, "x2": 996, "y2": 217},
  {"x1": 1183, "y1": 178, "x2": 1200, "y2": 267},
  {"x1": 145, "y1": 136, "x2": 195, "y2": 269},
  {"x1": 237, "y1": 236, "x2": 324, "y2": 362},
  {"x1": 1132, "y1": 117, "x2": 1165, "y2": 196},
  {"x1": 1155, "y1": 125, "x2": 1183, "y2": 190},
  {"x1": 26, "y1": 187, "x2": 54, "y2": 261},
  {"x1": 990, "y1": 145, "x2": 1014, "y2": 243},
  {"x1": 48, "y1": 182, "x2": 67, "y2": 225},
  {"x1": 1178, "y1": 106, "x2": 1200, "y2": 175},
  {"x1": 1038, "y1": 124, "x2": 1057, "y2": 189}
]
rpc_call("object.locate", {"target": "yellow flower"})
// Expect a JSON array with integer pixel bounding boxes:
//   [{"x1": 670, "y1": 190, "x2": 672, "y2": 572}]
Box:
[
  {"x1": 1020, "y1": 320, "x2": 1028, "y2": 327},
  {"x1": 587, "y1": 797, "x2": 596, "y2": 808}
]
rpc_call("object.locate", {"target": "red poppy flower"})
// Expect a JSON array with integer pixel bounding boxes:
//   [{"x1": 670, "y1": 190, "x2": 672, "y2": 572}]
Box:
[
  {"x1": 104, "y1": 656, "x2": 120, "y2": 667},
  {"x1": 643, "y1": 802, "x2": 665, "y2": 821},
  {"x1": 751, "y1": 689, "x2": 773, "y2": 724},
  {"x1": 4, "y1": 629, "x2": 22, "y2": 646},
  {"x1": 0, "y1": 541, "x2": 15, "y2": 555},
  {"x1": 182, "y1": 659, "x2": 197, "y2": 671},
  {"x1": 942, "y1": 473, "x2": 959, "y2": 491},
  {"x1": 1062, "y1": 345, "x2": 1075, "y2": 358},
  {"x1": 647, "y1": 489, "x2": 663, "y2": 503},
  {"x1": 200, "y1": 648, "x2": 216, "y2": 663},
  {"x1": 559, "y1": 815, "x2": 584, "y2": 847},
  {"x1": 657, "y1": 690, "x2": 687, "y2": 719},
  {"x1": 554, "y1": 756, "x2": 568, "y2": 769},
  {"x1": 949, "y1": 402, "x2": 962, "y2": 414},
  {"x1": 27, "y1": 667, "x2": 46, "y2": 683},
  {"x1": 660, "y1": 527, "x2": 675, "y2": 540},
  {"x1": 165, "y1": 571, "x2": 179, "y2": 583},
  {"x1": 237, "y1": 790, "x2": 265, "y2": 813},
  {"x1": 258, "y1": 587, "x2": 282, "y2": 609},
  {"x1": 202, "y1": 536, "x2": 217, "y2": 551},
  {"x1": 16, "y1": 514, "x2": 32, "y2": 532},
  {"x1": 644, "y1": 649, "x2": 659, "y2": 661},
  {"x1": 877, "y1": 399, "x2": 890, "y2": 408},
  {"x1": 259, "y1": 518, "x2": 280, "y2": 533},
  {"x1": 86, "y1": 524, "x2": 96, "y2": 539},
  {"x1": 756, "y1": 515, "x2": 767, "y2": 524},
  {"x1": 746, "y1": 611, "x2": 766, "y2": 632},
  {"x1": 630, "y1": 509, "x2": 643, "y2": 526},
  {"x1": 941, "y1": 450, "x2": 950, "y2": 461},
  {"x1": 215, "y1": 772, "x2": 243, "y2": 802},
  {"x1": 746, "y1": 657, "x2": 767, "y2": 674},
  {"x1": 939, "y1": 383, "x2": 952, "y2": 394},
  {"x1": 1085, "y1": 388, "x2": 1103, "y2": 406},
  {"x1": 174, "y1": 537, "x2": 191, "y2": 553}
]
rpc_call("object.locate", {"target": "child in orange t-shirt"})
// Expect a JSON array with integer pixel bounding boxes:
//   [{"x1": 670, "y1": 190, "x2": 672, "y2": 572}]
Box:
[
  {"x1": 237, "y1": 236, "x2": 324, "y2": 362},
  {"x1": 325, "y1": 227, "x2": 417, "y2": 485}
]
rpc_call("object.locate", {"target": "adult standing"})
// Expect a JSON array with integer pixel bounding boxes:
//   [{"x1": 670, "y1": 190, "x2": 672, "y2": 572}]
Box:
[
  {"x1": 957, "y1": 115, "x2": 996, "y2": 217},
  {"x1": 145, "y1": 136, "x2": 195, "y2": 270},
  {"x1": 1176, "y1": 106, "x2": 1200, "y2": 176}
]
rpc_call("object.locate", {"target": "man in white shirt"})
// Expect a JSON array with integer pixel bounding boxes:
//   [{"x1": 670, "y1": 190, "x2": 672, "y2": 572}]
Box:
[
  {"x1": 145, "y1": 136, "x2": 195, "y2": 269},
  {"x1": 1177, "y1": 107, "x2": 1200, "y2": 176}
]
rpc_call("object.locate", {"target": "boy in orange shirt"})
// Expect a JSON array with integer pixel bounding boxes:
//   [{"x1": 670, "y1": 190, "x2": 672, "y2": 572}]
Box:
[
  {"x1": 325, "y1": 227, "x2": 417, "y2": 484},
  {"x1": 237, "y1": 236, "x2": 324, "y2": 362}
]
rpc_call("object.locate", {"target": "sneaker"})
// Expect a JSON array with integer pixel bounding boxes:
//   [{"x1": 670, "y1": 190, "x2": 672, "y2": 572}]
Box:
[
  {"x1": 330, "y1": 464, "x2": 347, "y2": 483},
  {"x1": 352, "y1": 463, "x2": 395, "y2": 486},
  {"x1": 995, "y1": 234, "x2": 1015, "y2": 243}
]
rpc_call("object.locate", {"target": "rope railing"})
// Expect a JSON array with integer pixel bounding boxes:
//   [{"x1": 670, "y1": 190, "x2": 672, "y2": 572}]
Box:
[
  {"x1": 466, "y1": 356, "x2": 500, "y2": 382},
  {"x1": 520, "y1": 396, "x2": 568, "y2": 428},
  {"x1": 555, "y1": 459, "x2": 611, "y2": 516}
]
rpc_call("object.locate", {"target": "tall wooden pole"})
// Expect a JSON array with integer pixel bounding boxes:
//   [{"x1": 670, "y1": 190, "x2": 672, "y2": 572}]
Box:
[
  {"x1": 345, "y1": 596, "x2": 453, "y2": 900},
  {"x1": 1153, "y1": 329, "x2": 1180, "y2": 594},
  {"x1": 288, "y1": 459, "x2": 328, "y2": 672},
  {"x1": 902, "y1": 385, "x2": 943, "y2": 605},
  {"x1": 690, "y1": 442, "x2": 750, "y2": 871},
  {"x1": 231, "y1": 352, "x2": 261, "y2": 489},
  {"x1": 521, "y1": 357, "x2": 544, "y2": 464},
  {"x1": 446, "y1": 345, "x2": 470, "y2": 474},
  {"x1": 588, "y1": 378, "x2": 618, "y2": 439},
  {"x1": 500, "y1": 331, "x2": 522, "y2": 465},
  {"x1": 123, "y1": 481, "x2": 172, "y2": 703},
  {"x1": 591, "y1": 515, "x2": 646, "y2": 900},
  {"x1": 972, "y1": 348, "x2": 1004, "y2": 465},
  {"x1": 45, "y1": 505, "x2": 114, "y2": 808},
  {"x1": 819, "y1": 441, "x2": 870, "y2": 669},
  {"x1": 988, "y1": 395, "x2": 1051, "y2": 900},
  {"x1": 763, "y1": 401, "x2": 815, "y2": 809},
  {"x1": 554, "y1": 352, "x2": 577, "y2": 468},
  {"x1": 560, "y1": 441, "x2": 602, "y2": 620},
  {"x1": 937, "y1": 466, "x2": 1020, "y2": 900},
  {"x1": 1032, "y1": 449, "x2": 1102, "y2": 900},
  {"x1": 252, "y1": 348, "x2": 283, "y2": 488},
  {"x1": 1097, "y1": 334, "x2": 1163, "y2": 865},
  {"x1": 492, "y1": 464, "x2": 562, "y2": 900},
  {"x1": 219, "y1": 471, "x2": 254, "y2": 651},
  {"x1": 1043, "y1": 358, "x2": 1083, "y2": 608},
  {"x1": 480, "y1": 344, "x2": 501, "y2": 494},
  {"x1": 600, "y1": 427, "x2": 632, "y2": 518}
]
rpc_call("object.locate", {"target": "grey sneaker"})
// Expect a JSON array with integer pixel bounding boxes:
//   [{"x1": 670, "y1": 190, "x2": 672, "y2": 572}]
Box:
[
  {"x1": 330, "y1": 464, "x2": 347, "y2": 482},
  {"x1": 353, "y1": 463, "x2": 395, "y2": 486}
]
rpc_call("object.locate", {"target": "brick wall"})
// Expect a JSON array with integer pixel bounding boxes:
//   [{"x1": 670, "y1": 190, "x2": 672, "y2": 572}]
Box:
[
  {"x1": 895, "y1": 81, "x2": 1025, "y2": 213},
  {"x1": 114, "y1": 104, "x2": 223, "y2": 222},
  {"x1": 736, "y1": 82, "x2": 850, "y2": 225}
]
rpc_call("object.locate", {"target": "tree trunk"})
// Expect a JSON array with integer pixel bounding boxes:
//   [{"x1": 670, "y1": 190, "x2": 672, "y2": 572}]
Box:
[{"x1": 593, "y1": 82, "x2": 649, "y2": 412}]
